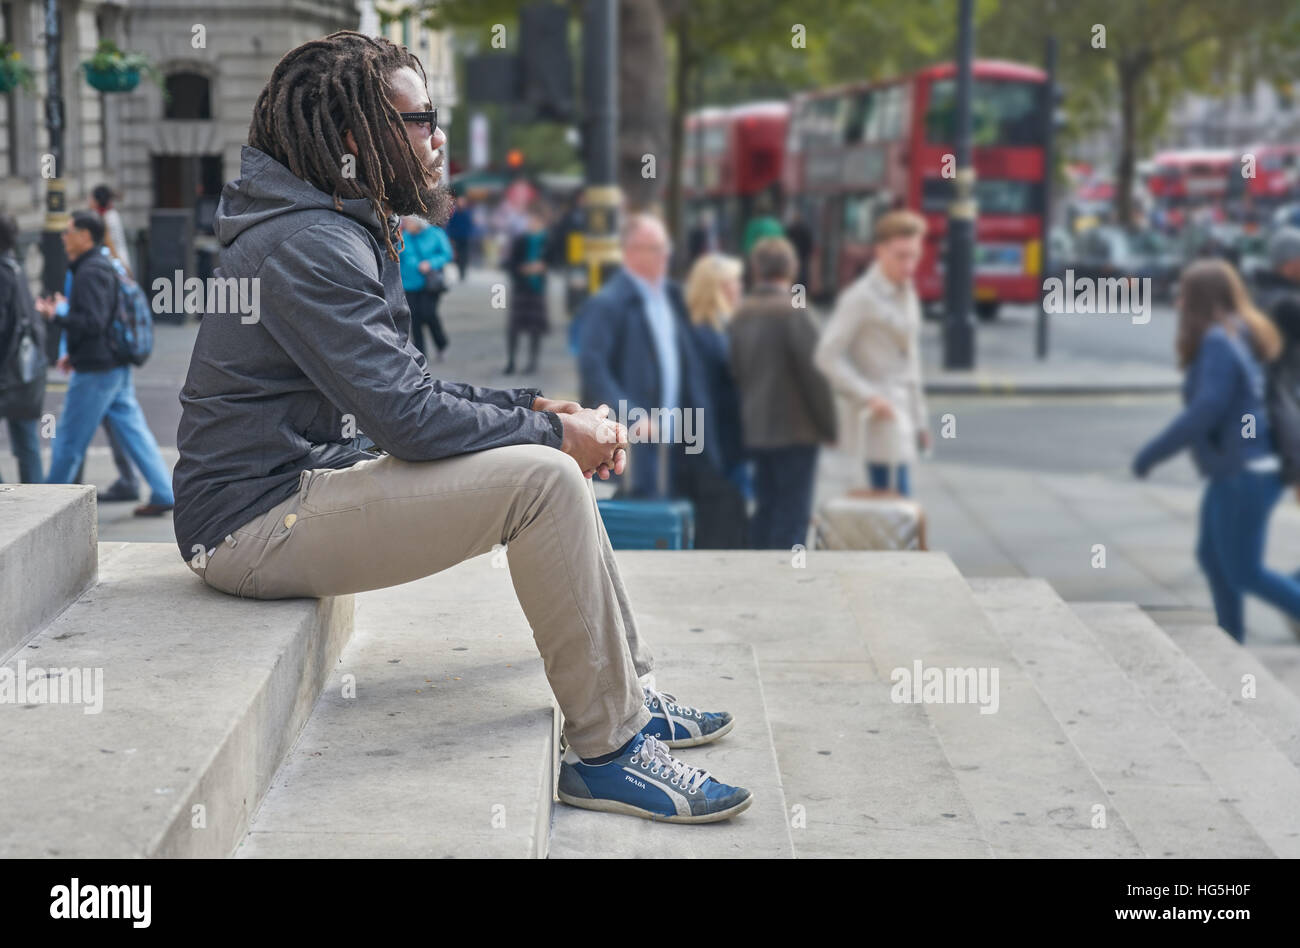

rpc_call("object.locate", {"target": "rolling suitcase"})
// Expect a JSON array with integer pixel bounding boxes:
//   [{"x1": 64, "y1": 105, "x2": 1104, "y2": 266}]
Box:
[
  {"x1": 811, "y1": 408, "x2": 926, "y2": 551},
  {"x1": 597, "y1": 441, "x2": 696, "y2": 550}
]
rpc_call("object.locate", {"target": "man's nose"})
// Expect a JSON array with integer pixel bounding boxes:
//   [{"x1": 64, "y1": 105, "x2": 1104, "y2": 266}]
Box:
[{"x1": 432, "y1": 124, "x2": 447, "y2": 152}]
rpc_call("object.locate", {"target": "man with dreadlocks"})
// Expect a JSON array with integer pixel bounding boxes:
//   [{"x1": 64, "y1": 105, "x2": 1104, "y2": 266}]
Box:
[{"x1": 172, "y1": 32, "x2": 751, "y2": 824}]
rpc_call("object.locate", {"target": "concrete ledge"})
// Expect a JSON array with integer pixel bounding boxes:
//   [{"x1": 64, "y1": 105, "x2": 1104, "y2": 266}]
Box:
[
  {"x1": 238, "y1": 561, "x2": 557, "y2": 859},
  {"x1": 0, "y1": 542, "x2": 353, "y2": 857},
  {"x1": 0, "y1": 485, "x2": 97, "y2": 661}
]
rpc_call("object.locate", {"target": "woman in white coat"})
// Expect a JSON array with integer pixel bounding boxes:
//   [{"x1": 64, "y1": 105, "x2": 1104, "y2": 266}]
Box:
[{"x1": 813, "y1": 209, "x2": 931, "y2": 495}]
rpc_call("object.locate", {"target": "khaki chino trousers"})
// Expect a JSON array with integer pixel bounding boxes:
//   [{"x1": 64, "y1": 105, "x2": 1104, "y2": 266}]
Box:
[{"x1": 188, "y1": 444, "x2": 655, "y2": 758}]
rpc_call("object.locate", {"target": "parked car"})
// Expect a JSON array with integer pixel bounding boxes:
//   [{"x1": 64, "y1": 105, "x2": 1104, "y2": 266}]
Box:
[{"x1": 1067, "y1": 226, "x2": 1179, "y2": 302}]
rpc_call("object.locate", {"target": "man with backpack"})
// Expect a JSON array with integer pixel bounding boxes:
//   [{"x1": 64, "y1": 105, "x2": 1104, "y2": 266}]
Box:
[
  {"x1": 0, "y1": 213, "x2": 46, "y2": 483},
  {"x1": 1259, "y1": 229, "x2": 1300, "y2": 499},
  {"x1": 34, "y1": 210, "x2": 173, "y2": 516}
]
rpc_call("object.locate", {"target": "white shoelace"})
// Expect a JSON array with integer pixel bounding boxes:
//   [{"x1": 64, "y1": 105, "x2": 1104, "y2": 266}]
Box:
[
  {"x1": 631, "y1": 735, "x2": 711, "y2": 794},
  {"x1": 644, "y1": 686, "x2": 702, "y2": 738}
]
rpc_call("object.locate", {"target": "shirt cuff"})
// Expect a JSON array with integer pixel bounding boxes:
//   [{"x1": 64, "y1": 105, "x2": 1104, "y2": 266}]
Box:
[
  {"x1": 516, "y1": 387, "x2": 543, "y2": 409},
  {"x1": 540, "y1": 409, "x2": 564, "y2": 447}
]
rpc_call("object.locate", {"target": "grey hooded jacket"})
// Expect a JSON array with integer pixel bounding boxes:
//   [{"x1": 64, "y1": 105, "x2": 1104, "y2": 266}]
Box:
[{"x1": 172, "y1": 145, "x2": 564, "y2": 560}]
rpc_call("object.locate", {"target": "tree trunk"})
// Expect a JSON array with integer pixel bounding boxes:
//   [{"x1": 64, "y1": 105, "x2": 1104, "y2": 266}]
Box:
[
  {"x1": 618, "y1": 0, "x2": 669, "y2": 211},
  {"x1": 666, "y1": 7, "x2": 690, "y2": 274},
  {"x1": 1115, "y1": 58, "x2": 1141, "y2": 230}
]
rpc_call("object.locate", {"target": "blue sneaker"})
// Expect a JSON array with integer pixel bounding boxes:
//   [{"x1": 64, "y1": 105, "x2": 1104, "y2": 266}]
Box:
[
  {"x1": 642, "y1": 685, "x2": 734, "y2": 748},
  {"x1": 557, "y1": 733, "x2": 752, "y2": 823}
]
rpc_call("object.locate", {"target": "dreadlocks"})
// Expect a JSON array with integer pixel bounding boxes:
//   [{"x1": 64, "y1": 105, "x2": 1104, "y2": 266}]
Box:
[{"x1": 249, "y1": 31, "x2": 442, "y2": 261}]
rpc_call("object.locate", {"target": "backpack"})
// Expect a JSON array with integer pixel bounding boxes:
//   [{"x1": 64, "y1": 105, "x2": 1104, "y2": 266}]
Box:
[
  {"x1": 1268, "y1": 346, "x2": 1300, "y2": 484},
  {"x1": 104, "y1": 254, "x2": 153, "y2": 367},
  {"x1": 0, "y1": 257, "x2": 47, "y2": 419}
]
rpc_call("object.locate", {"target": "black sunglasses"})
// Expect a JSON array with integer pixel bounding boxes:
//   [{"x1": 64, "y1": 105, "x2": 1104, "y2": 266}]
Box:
[{"x1": 399, "y1": 108, "x2": 439, "y2": 132}]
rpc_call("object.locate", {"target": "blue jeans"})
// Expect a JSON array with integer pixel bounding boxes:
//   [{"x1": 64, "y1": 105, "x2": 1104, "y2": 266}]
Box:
[
  {"x1": 750, "y1": 444, "x2": 820, "y2": 549},
  {"x1": 45, "y1": 365, "x2": 174, "y2": 504},
  {"x1": 1197, "y1": 469, "x2": 1300, "y2": 642},
  {"x1": 867, "y1": 463, "x2": 911, "y2": 496},
  {"x1": 2, "y1": 417, "x2": 43, "y2": 484}
]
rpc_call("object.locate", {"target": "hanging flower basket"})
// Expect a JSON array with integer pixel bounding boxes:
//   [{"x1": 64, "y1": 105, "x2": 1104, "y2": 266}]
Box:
[
  {"x1": 0, "y1": 42, "x2": 35, "y2": 93},
  {"x1": 83, "y1": 63, "x2": 140, "y2": 93},
  {"x1": 80, "y1": 39, "x2": 159, "y2": 94}
]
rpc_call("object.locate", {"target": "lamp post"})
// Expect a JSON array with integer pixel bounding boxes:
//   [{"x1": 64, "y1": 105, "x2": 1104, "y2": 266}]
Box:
[
  {"x1": 39, "y1": 0, "x2": 67, "y2": 296},
  {"x1": 943, "y1": 0, "x2": 976, "y2": 369}
]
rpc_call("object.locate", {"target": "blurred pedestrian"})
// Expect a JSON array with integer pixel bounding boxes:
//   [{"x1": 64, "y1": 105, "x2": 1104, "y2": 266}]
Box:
[
  {"x1": 683, "y1": 251, "x2": 748, "y2": 547},
  {"x1": 1133, "y1": 259, "x2": 1298, "y2": 643},
  {"x1": 445, "y1": 193, "x2": 475, "y2": 278},
  {"x1": 35, "y1": 211, "x2": 174, "y2": 516},
  {"x1": 686, "y1": 208, "x2": 720, "y2": 268},
  {"x1": 728, "y1": 237, "x2": 838, "y2": 549},
  {"x1": 578, "y1": 213, "x2": 726, "y2": 521},
  {"x1": 0, "y1": 212, "x2": 46, "y2": 484},
  {"x1": 814, "y1": 209, "x2": 931, "y2": 496},
  {"x1": 784, "y1": 207, "x2": 814, "y2": 291},
  {"x1": 741, "y1": 195, "x2": 783, "y2": 260},
  {"x1": 399, "y1": 215, "x2": 452, "y2": 361},
  {"x1": 90, "y1": 184, "x2": 132, "y2": 278},
  {"x1": 503, "y1": 203, "x2": 550, "y2": 374}
]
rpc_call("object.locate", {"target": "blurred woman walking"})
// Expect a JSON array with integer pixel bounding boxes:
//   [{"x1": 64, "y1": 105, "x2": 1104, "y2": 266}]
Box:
[
  {"x1": 1133, "y1": 258, "x2": 1300, "y2": 643},
  {"x1": 504, "y1": 204, "x2": 551, "y2": 374},
  {"x1": 399, "y1": 215, "x2": 453, "y2": 361}
]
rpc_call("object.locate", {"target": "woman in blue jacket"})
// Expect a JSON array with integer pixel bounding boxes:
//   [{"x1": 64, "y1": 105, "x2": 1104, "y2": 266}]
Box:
[
  {"x1": 399, "y1": 216, "x2": 454, "y2": 361},
  {"x1": 1134, "y1": 258, "x2": 1298, "y2": 642}
]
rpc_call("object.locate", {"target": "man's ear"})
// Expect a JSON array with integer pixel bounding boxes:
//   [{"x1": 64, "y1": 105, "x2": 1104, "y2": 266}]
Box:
[{"x1": 343, "y1": 129, "x2": 359, "y2": 157}]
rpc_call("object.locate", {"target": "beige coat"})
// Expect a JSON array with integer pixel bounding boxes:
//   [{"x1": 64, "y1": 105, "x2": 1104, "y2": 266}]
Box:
[{"x1": 813, "y1": 261, "x2": 928, "y2": 463}]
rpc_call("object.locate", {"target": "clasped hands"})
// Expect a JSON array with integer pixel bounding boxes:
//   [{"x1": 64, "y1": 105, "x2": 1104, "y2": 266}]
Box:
[{"x1": 533, "y1": 396, "x2": 628, "y2": 480}]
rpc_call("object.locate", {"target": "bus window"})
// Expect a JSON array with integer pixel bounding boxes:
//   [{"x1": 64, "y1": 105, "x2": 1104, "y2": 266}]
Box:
[
  {"x1": 845, "y1": 91, "x2": 874, "y2": 145},
  {"x1": 925, "y1": 79, "x2": 1044, "y2": 147}
]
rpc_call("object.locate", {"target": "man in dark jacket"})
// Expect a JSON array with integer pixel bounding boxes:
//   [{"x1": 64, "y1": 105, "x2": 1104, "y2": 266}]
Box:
[
  {"x1": 576, "y1": 214, "x2": 724, "y2": 506},
  {"x1": 172, "y1": 32, "x2": 750, "y2": 824},
  {"x1": 35, "y1": 211, "x2": 174, "y2": 514}
]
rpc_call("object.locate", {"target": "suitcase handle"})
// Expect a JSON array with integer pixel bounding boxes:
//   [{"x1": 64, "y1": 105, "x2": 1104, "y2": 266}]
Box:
[{"x1": 858, "y1": 406, "x2": 903, "y2": 492}]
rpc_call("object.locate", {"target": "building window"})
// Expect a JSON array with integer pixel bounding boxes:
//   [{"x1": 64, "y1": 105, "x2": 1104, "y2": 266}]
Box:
[{"x1": 164, "y1": 72, "x2": 212, "y2": 120}]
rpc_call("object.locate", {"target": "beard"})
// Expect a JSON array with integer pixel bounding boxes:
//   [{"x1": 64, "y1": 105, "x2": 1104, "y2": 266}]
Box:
[{"x1": 387, "y1": 153, "x2": 454, "y2": 225}]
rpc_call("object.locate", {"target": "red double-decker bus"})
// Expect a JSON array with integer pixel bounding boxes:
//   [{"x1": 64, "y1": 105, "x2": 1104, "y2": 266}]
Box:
[
  {"x1": 784, "y1": 59, "x2": 1049, "y2": 319},
  {"x1": 1225, "y1": 143, "x2": 1300, "y2": 215},
  {"x1": 682, "y1": 101, "x2": 789, "y2": 252},
  {"x1": 1145, "y1": 148, "x2": 1233, "y2": 230}
]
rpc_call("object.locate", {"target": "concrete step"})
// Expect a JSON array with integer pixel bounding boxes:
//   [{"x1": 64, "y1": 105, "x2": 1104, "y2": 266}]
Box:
[
  {"x1": 1162, "y1": 624, "x2": 1300, "y2": 771},
  {"x1": 834, "y1": 553, "x2": 1145, "y2": 856},
  {"x1": 237, "y1": 558, "x2": 557, "y2": 858},
  {"x1": 0, "y1": 542, "x2": 353, "y2": 857},
  {"x1": 1, "y1": 485, "x2": 97, "y2": 661},
  {"x1": 548, "y1": 640, "x2": 794, "y2": 858},
  {"x1": 972, "y1": 579, "x2": 1272, "y2": 858},
  {"x1": 605, "y1": 550, "x2": 988, "y2": 856},
  {"x1": 1074, "y1": 602, "x2": 1300, "y2": 857},
  {"x1": 759, "y1": 661, "x2": 991, "y2": 857},
  {"x1": 1254, "y1": 645, "x2": 1300, "y2": 704}
]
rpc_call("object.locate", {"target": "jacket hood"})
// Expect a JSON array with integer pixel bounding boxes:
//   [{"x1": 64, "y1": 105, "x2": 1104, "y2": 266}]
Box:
[{"x1": 214, "y1": 145, "x2": 398, "y2": 249}]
